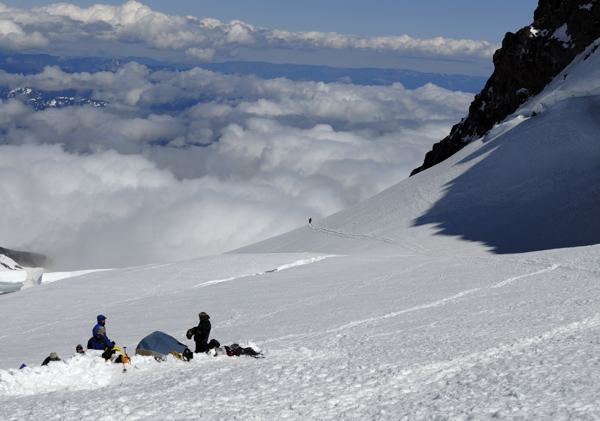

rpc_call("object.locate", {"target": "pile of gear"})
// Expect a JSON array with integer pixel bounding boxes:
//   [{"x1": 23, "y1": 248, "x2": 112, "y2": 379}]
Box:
[{"x1": 34, "y1": 311, "x2": 262, "y2": 369}]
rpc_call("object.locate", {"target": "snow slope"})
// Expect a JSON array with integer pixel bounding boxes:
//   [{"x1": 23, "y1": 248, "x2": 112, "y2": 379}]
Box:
[
  {"x1": 2, "y1": 248, "x2": 600, "y2": 419},
  {"x1": 2, "y1": 39, "x2": 600, "y2": 421}
]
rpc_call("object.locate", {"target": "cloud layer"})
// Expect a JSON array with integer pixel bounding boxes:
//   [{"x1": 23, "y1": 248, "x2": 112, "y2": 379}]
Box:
[
  {"x1": 0, "y1": 64, "x2": 472, "y2": 268},
  {"x1": 0, "y1": 1, "x2": 497, "y2": 62}
]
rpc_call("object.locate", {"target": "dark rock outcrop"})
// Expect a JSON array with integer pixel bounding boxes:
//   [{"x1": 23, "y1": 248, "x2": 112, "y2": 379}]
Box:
[
  {"x1": 411, "y1": 0, "x2": 600, "y2": 176},
  {"x1": 0, "y1": 247, "x2": 47, "y2": 267}
]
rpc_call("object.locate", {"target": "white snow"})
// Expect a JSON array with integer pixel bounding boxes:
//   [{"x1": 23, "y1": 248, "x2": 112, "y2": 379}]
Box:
[
  {"x1": 552, "y1": 23, "x2": 573, "y2": 47},
  {"x1": 0, "y1": 254, "x2": 22, "y2": 271},
  {"x1": 2, "y1": 35, "x2": 600, "y2": 421},
  {"x1": 522, "y1": 40, "x2": 600, "y2": 114},
  {"x1": 0, "y1": 254, "x2": 43, "y2": 294},
  {"x1": 41, "y1": 269, "x2": 113, "y2": 284},
  {"x1": 2, "y1": 249, "x2": 600, "y2": 419},
  {"x1": 529, "y1": 26, "x2": 548, "y2": 38},
  {"x1": 193, "y1": 255, "x2": 337, "y2": 288},
  {"x1": 0, "y1": 254, "x2": 108, "y2": 294}
]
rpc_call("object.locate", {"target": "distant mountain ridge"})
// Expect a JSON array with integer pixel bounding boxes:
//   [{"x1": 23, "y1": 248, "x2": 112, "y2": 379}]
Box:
[
  {"x1": 411, "y1": 0, "x2": 600, "y2": 175},
  {"x1": 1, "y1": 87, "x2": 106, "y2": 110},
  {"x1": 199, "y1": 61, "x2": 486, "y2": 92},
  {"x1": 0, "y1": 53, "x2": 486, "y2": 93}
]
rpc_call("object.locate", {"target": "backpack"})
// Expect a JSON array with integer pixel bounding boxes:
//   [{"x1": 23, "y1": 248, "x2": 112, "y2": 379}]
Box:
[
  {"x1": 103, "y1": 345, "x2": 130, "y2": 364},
  {"x1": 182, "y1": 348, "x2": 194, "y2": 361},
  {"x1": 225, "y1": 343, "x2": 262, "y2": 357}
]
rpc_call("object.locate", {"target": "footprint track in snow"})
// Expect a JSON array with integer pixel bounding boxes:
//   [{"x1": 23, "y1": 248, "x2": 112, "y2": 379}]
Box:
[
  {"x1": 491, "y1": 264, "x2": 560, "y2": 289},
  {"x1": 265, "y1": 264, "x2": 563, "y2": 344}
]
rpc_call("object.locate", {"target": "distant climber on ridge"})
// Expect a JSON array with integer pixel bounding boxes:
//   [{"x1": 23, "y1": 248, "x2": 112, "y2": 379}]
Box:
[
  {"x1": 87, "y1": 314, "x2": 114, "y2": 350},
  {"x1": 308, "y1": 217, "x2": 312, "y2": 226},
  {"x1": 186, "y1": 311, "x2": 211, "y2": 353}
]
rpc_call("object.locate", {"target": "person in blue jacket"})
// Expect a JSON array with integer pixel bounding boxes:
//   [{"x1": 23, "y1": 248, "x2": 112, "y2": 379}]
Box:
[{"x1": 87, "y1": 314, "x2": 114, "y2": 350}]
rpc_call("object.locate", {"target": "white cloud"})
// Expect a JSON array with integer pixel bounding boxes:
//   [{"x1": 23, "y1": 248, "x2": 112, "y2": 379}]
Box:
[
  {"x1": 0, "y1": 18, "x2": 47, "y2": 49},
  {"x1": 186, "y1": 47, "x2": 215, "y2": 61},
  {"x1": 0, "y1": 144, "x2": 306, "y2": 268},
  {"x1": 0, "y1": 1, "x2": 496, "y2": 61},
  {"x1": 268, "y1": 31, "x2": 496, "y2": 58},
  {"x1": 0, "y1": 64, "x2": 471, "y2": 268}
]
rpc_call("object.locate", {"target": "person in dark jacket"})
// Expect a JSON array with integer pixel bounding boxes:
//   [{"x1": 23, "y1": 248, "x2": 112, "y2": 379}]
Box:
[
  {"x1": 87, "y1": 314, "x2": 114, "y2": 350},
  {"x1": 41, "y1": 352, "x2": 61, "y2": 366},
  {"x1": 187, "y1": 312, "x2": 211, "y2": 353}
]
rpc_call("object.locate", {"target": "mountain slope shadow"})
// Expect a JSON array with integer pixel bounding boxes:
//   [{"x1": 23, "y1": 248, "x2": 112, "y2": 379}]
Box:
[{"x1": 413, "y1": 96, "x2": 600, "y2": 253}]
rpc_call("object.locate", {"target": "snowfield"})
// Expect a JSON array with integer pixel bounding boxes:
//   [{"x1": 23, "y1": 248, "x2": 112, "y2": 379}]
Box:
[
  {"x1": 2, "y1": 34, "x2": 600, "y2": 421},
  {"x1": 1, "y1": 249, "x2": 600, "y2": 419}
]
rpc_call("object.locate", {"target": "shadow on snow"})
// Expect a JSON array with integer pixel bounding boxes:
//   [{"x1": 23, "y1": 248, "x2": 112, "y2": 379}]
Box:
[{"x1": 413, "y1": 96, "x2": 600, "y2": 254}]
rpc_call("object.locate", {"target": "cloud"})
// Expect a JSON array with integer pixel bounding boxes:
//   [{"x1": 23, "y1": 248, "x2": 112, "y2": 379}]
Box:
[
  {"x1": 0, "y1": 144, "x2": 305, "y2": 268},
  {"x1": 267, "y1": 31, "x2": 496, "y2": 58},
  {"x1": 0, "y1": 18, "x2": 47, "y2": 49},
  {"x1": 0, "y1": 1, "x2": 496, "y2": 62},
  {"x1": 186, "y1": 47, "x2": 215, "y2": 62},
  {"x1": 0, "y1": 63, "x2": 472, "y2": 268}
]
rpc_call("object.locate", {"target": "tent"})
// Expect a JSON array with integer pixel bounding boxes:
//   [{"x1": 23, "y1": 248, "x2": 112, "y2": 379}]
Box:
[{"x1": 136, "y1": 331, "x2": 193, "y2": 361}]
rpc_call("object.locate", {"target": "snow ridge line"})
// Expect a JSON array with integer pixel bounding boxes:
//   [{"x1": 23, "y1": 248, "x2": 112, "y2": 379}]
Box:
[{"x1": 192, "y1": 255, "x2": 337, "y2": 289}]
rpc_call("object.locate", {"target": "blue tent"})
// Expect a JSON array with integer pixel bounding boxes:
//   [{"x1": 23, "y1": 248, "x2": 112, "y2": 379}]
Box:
[{"x1": 136, "y1": 331, "x2": 192, "y2": 360}]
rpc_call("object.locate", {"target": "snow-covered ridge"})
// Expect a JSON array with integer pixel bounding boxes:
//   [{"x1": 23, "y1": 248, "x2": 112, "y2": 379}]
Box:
[
  {"x1": 0, "y1": 253, "x2": 43, "y2": 294},
  {"x1": 520, "y1": 39, "x2": 600, "y2": 114},
  {"x1": 0, "y1": 254, "x2": 22, "y2": 271},
  {"x1": 4, "y1": 86, "x2": 107, "y2": 110}
]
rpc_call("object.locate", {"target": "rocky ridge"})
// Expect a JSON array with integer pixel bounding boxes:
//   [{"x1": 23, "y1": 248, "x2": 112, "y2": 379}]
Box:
[{"x1": 411, "y1": 0, "x2": 600, "y2": 175}]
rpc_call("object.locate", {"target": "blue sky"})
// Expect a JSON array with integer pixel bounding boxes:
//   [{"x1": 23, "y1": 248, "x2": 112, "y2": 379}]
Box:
[
  {"x1": 5, "y1": 0, "x2": 538, "y2": 42},
  {"x1": 0, "y1": 1, "x2": 541, "y2": 75}
]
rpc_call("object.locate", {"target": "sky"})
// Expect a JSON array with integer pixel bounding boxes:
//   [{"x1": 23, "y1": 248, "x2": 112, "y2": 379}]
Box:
[
  {"x1": 3, "y1": 0, "x2": 538, "y2": 42},
  {"x1": 0, "y1": 0, "x2": 541, "y2": 75}
]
